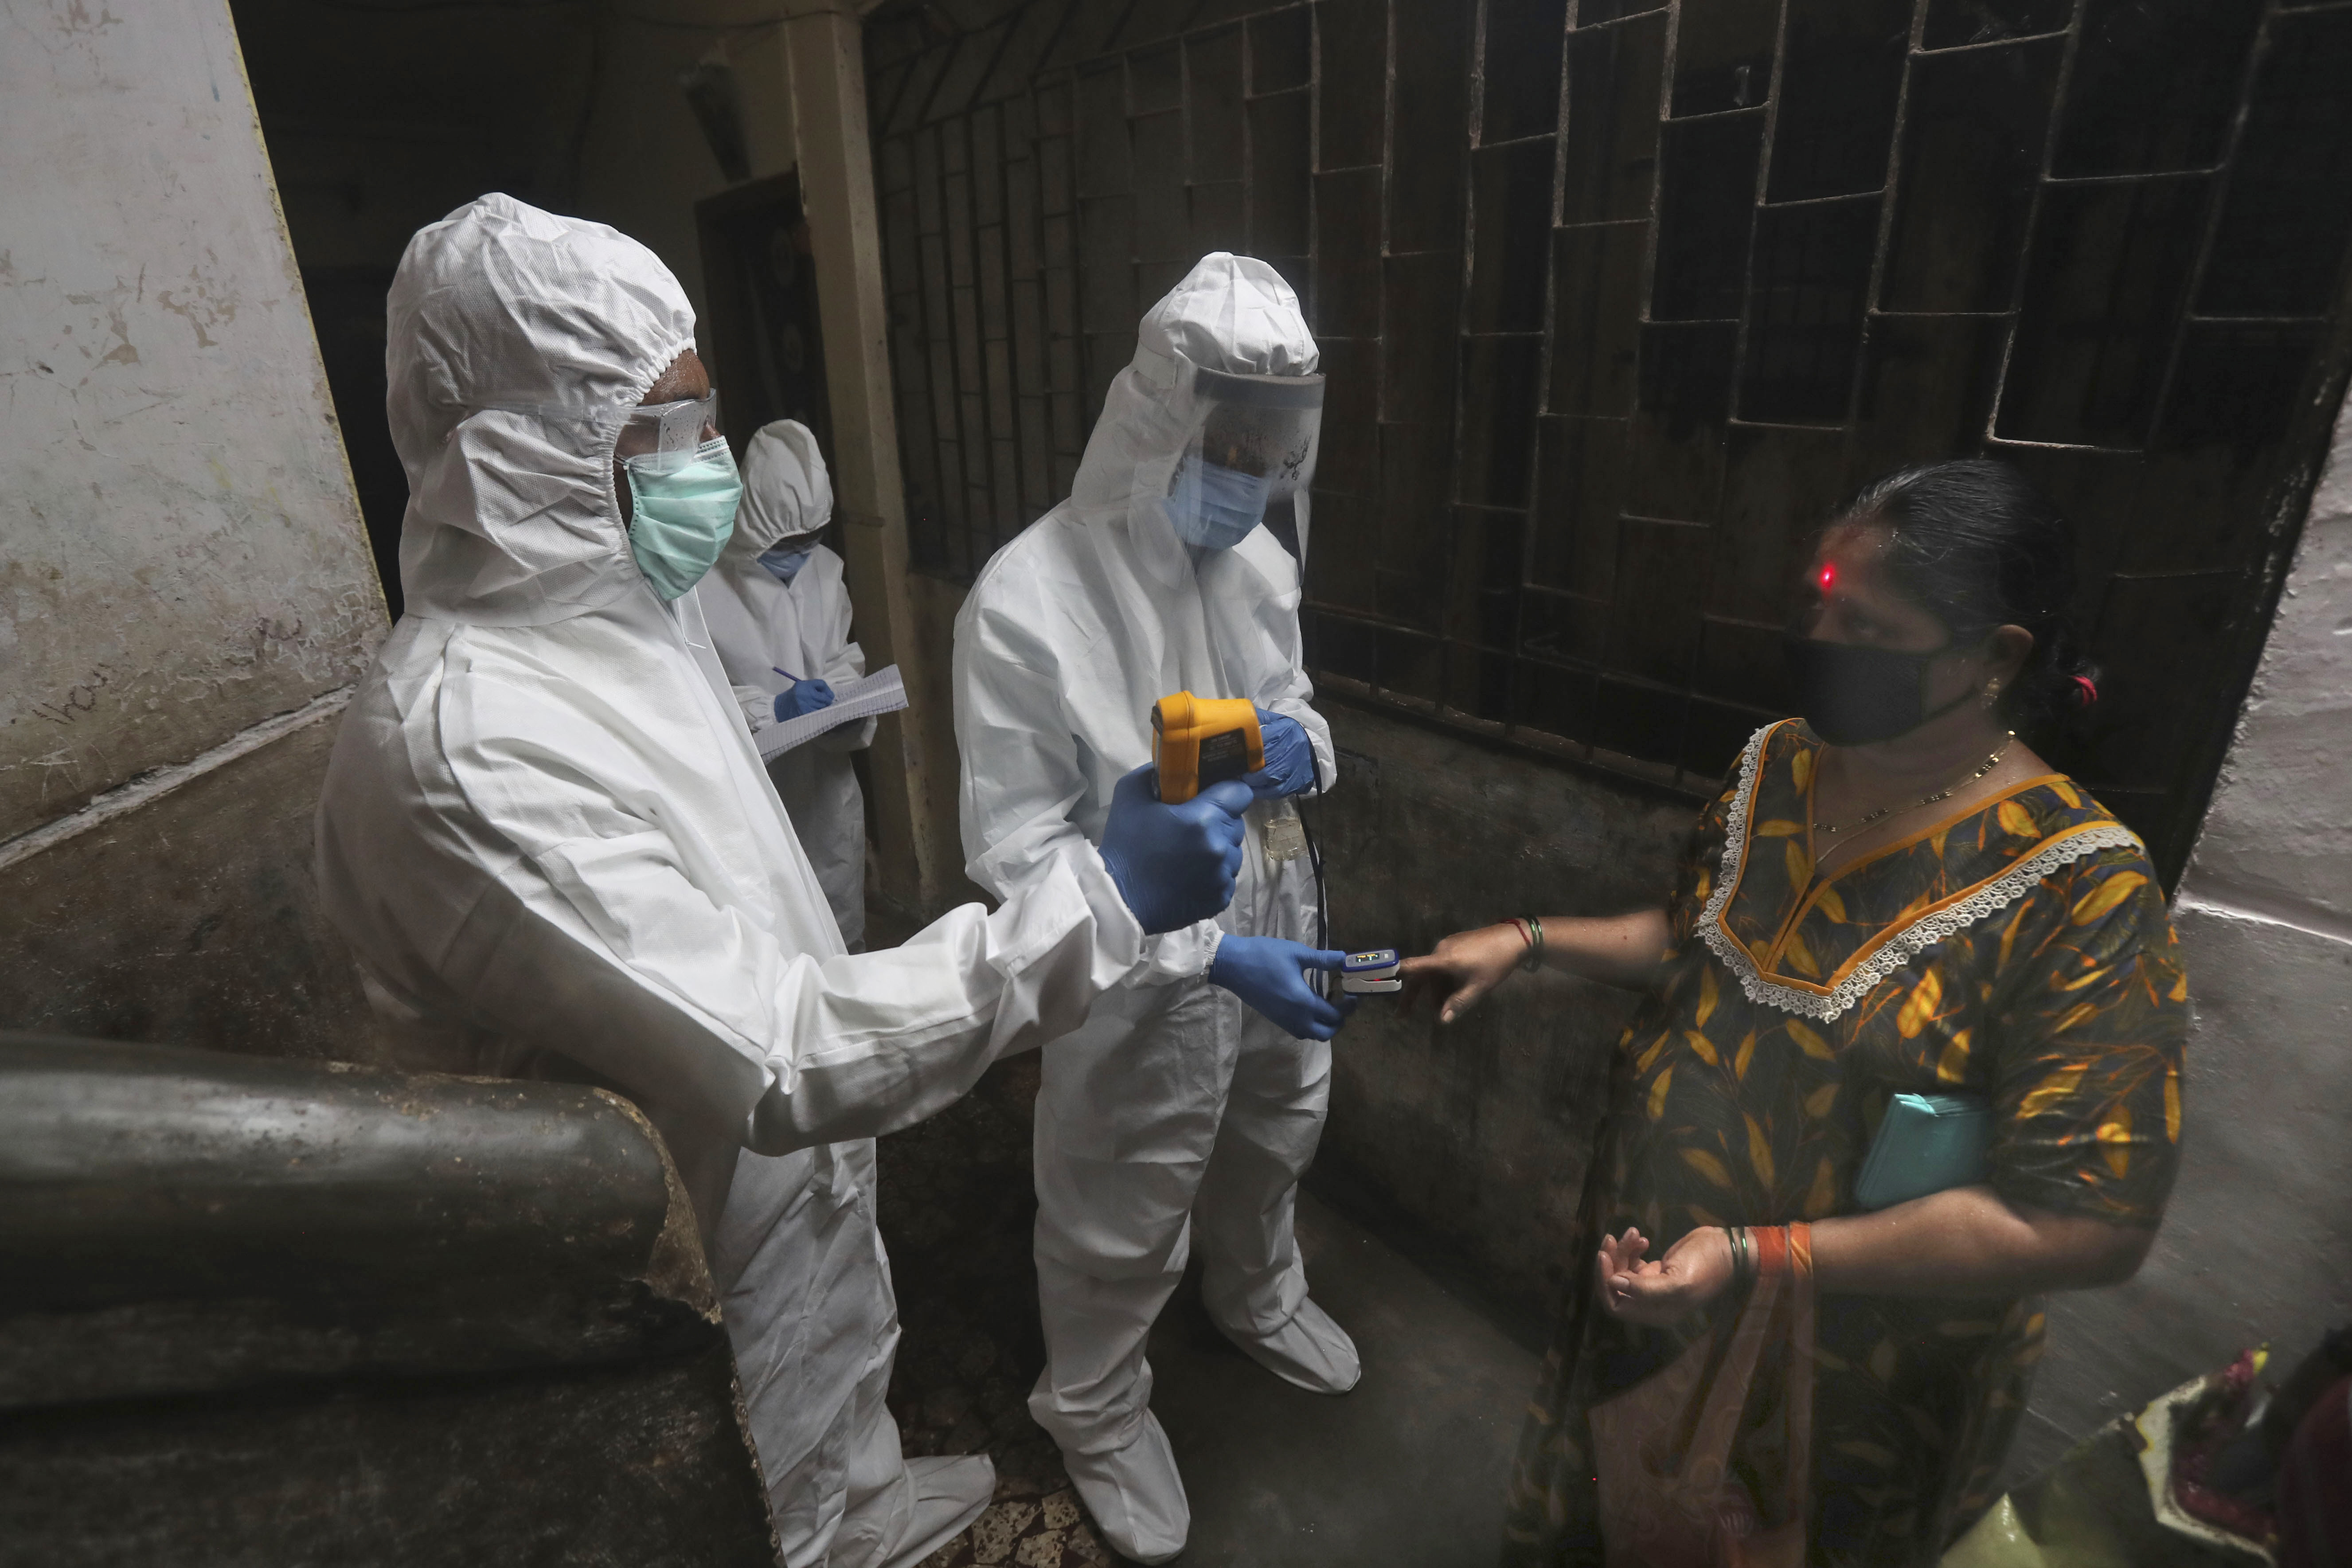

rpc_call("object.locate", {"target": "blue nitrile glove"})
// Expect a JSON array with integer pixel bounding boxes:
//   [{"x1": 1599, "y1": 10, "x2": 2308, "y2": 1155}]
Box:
[
  {"x1": 1210, "y1": 937, "x2": 1356, "y2": 1040},
  {"x1": 1098, "y1": 765, "x2": 1253, "y2": 935},
  {"x1": 1244, "y1": 707, "x2": 1318, "y2": 799},
  {"x1": 774, "y1": 679, "x2": 836, "y2": 722}
]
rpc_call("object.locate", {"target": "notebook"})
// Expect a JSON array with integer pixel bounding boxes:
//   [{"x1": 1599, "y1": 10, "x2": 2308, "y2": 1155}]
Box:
[
  {"x1": 755, "y1": 665, "x2": 909, "y2": 761},
  {"x1": 1853, "y1": 1092, "x2": 1992, "y2": 1211}
]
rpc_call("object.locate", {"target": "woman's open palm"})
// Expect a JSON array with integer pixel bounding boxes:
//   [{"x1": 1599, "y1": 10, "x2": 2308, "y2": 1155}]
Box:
[{"x1": 1596, "y1": 1225, "x2": 1733, "y2": 1326}]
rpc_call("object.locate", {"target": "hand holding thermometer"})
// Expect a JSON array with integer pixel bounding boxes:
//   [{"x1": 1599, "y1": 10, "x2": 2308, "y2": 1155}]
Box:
[
  {"x1": 1151, "y1": 693, "x2": 1348, "y2": 1020},
  {"x1": 1341, "y1": 949, "x2": 1402, "y2": 994}
]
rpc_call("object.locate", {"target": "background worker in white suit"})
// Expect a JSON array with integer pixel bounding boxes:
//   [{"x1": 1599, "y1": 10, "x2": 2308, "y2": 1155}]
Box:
[
  {"x1": 698, "y1": 419, "x2": 876, "y2": 948},
  {"x1": 315, "y1": 196, "x2": 1260, "y2": 1568},
  {"x1": 953, "y1": 253, "x2": 1357, "y2": 1563}
]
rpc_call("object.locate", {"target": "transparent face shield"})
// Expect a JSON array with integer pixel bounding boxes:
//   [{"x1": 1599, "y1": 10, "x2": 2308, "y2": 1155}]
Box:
[{"x1": 1166, "y1": 366, "x2": 1324, "y2": 551}]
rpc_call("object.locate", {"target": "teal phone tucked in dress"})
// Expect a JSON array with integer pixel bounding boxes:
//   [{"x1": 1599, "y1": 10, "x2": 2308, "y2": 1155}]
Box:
[{"x1": 1854, "y1": 1094, "x2": 1993, "y2": 1212}]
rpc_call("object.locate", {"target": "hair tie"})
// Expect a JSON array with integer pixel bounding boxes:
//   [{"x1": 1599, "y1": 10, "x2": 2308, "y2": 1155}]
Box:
[{"x1": 2071, "y1": 674, "x2": 2099, "y2": 707}]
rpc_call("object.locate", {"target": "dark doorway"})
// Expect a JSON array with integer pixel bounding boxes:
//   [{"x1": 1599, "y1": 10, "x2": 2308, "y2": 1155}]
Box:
[
  {"x1": 698, "y1": 170, "x2": 834, "y2": 462},
  {"x1": 303, "y1": 266, "x2": 406, "y2": 619}
]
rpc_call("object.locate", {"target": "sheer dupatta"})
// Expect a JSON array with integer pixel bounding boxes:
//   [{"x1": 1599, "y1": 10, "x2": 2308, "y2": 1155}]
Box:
[{"x1": 1591, "y1": 1225, "x2": 1817, "y2": 1567}]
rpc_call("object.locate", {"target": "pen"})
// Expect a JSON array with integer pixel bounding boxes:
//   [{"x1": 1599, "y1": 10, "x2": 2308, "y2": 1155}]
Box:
[{"x1": 772, "y1": 665, "x2": 804, "y2": 683}]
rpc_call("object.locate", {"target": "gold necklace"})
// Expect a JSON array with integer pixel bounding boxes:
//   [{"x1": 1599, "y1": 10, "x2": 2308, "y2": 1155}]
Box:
[{"x1": 1813, "y1": 732, "x2": 2016, "y2": 837}]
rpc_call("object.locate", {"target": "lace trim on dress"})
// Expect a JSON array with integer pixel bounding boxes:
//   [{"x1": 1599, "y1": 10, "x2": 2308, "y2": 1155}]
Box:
[{"x1": 1697, "y1": 724, "x2": 2147, "y2": 1022}]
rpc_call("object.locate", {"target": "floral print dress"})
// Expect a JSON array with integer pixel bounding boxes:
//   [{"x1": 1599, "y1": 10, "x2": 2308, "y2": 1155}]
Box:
[{"x1": 1502, "y1": 720, "x2": 2190, "y2": 1568}]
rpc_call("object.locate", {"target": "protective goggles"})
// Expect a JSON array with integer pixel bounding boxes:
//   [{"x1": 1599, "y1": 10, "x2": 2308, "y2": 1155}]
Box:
[
  {"x1": 1188, "y1": 365, "x2": 1324, "y2": 500},
  {"x1": 613, "y1": 391, "x2": 724, "y2": 473}
]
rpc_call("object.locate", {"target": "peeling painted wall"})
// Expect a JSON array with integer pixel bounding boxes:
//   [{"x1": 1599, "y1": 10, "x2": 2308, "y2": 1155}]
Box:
[
  {"x1": 0, "y1": 0, "x2": 387, "y2": 1067},
  {"x1": 2021, "y1": 387, "x2": 2352, "y2": 1475},
  {"x1": 0, "y1": 0, "x2": 384, "y2": 845}
]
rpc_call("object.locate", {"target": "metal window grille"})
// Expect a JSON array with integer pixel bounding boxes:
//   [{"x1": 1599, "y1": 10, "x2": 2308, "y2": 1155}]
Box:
[{"x1": 867, "y1": 0, "x2": 2352, "y2": 883}]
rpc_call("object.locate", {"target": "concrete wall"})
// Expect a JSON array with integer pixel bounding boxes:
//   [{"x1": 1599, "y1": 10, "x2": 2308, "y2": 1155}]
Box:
[
  {"x1": 2020, "y1": 391, "x2": 2352, "y2": 1473},
  {"x1": 0, "y1": 0, "x2": 386, "y2": 1059},
  {"x1": 1308, "y1": 706, "x2": 1693, "y2": 1328},
  {"x1": 0, "y1": 701, "x2": 375, "y2": 1059},
  {"x1": 0, "y1": 0, "x2": 382, "y2": 837}
]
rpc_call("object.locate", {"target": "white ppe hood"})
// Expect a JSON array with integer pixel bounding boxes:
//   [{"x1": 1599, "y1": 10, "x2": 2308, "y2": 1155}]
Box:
[
  {"x1": 733, "y1": 417, "x2": 836, "y2": 551},
  {"x1": 389, "y1": 193, "x2": 693, "y2": 626},
  {"x1": 1070, "y1": 250, "x2": 1324, "y2": 582}
]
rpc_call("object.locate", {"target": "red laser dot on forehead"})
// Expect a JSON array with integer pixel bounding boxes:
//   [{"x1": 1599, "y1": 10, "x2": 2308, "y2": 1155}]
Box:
[{"x1": 1818, "y1": 563, "x2": 1837, "y2": 590}]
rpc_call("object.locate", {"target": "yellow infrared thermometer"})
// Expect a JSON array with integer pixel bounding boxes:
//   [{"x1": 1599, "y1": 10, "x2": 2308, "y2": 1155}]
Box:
[{"x1": 1150, "y1": 692, "x2": 1263, "y2": 803}]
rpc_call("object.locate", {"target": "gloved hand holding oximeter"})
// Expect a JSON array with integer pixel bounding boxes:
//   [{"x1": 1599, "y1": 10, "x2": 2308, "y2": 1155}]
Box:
[{"x1": 1211, "y1": 936, "x2": 1355, "y2": 1040}]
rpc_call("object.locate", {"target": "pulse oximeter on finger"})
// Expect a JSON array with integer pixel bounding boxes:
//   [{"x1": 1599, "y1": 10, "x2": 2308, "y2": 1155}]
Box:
[{"x1": 1341, "y1": 948, "x2": 1402, "y2": 994}]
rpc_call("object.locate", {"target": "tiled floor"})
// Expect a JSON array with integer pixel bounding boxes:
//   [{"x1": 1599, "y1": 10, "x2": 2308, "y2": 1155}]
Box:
[{"x1": 879, "y1": 1057, "x2": 1540, "y2": 1568}]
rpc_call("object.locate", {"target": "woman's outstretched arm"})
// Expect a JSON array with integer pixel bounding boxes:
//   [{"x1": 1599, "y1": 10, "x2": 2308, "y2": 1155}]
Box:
[
  {"x1": 1594, "y1": 1188, "x2": 2156, "y2": 1326},
  {"x1": 1398, "y1": 909, "x2": 1674, "y2": 1024}
]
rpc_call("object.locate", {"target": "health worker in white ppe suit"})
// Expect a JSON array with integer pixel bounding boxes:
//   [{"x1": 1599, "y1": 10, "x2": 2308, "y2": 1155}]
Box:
[
  {"x1": 953, "y1": 252, "x2": 1357, "y2": 1564},
  {"x1": 697, "y1": 419, "x2": 875, "y2": 948},
  {"x1": 313, "y1": 195, "x2": 1258, "y2": 1568}
]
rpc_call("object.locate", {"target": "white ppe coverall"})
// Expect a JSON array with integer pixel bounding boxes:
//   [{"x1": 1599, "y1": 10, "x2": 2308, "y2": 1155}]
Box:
[
  {"x1": 697, "y1": 419, "x2": 876, "y2": 948},
  {"x1": 314, "y1": 195, "x2": 1158, "y2": 1568},
  {"x1": 952, "y1": 255, "x2": 1341, "y2": 1479}
]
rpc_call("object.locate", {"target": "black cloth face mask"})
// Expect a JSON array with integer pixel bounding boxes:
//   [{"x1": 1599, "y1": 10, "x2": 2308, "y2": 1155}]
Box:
[{"x1": 1781, "y1": 633, "x2": 1975, "y2": 746}]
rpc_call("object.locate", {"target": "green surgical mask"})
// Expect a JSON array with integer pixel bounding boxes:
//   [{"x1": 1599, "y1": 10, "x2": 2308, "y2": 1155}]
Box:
[{"x1": 624, "y1": 437, "x2": 741, "y2": 600}]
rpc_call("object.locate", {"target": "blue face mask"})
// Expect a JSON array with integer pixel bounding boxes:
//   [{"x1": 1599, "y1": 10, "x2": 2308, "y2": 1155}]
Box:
[
  {"x1": 624, "y1": 438, "x2": 741, "y2": 600},
  {"x1": 1170, "y1": 454, "x2": 1273, "y2": 551},
  {"x1": 756, "y1": 540, "x2": 819, "y2": 585}
]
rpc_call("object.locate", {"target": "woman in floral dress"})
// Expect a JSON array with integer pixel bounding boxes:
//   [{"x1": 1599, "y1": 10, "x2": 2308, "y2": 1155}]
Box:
[{"x1": 1405, "y1": 461, "x2": 2188, "y2": 1568}]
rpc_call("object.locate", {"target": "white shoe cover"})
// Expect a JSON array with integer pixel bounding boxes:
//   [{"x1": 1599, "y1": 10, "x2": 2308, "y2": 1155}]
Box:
[
  {"x1": 879, "y1": 1455, "x2": 996, "y2": 1568},
  {"x1": 1219, "y1": 1296, "x2": 1361, "y2": 1395},
  {"x1": 1062, "y1": 1411, "x2": 1190, "y2": 1565}
]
